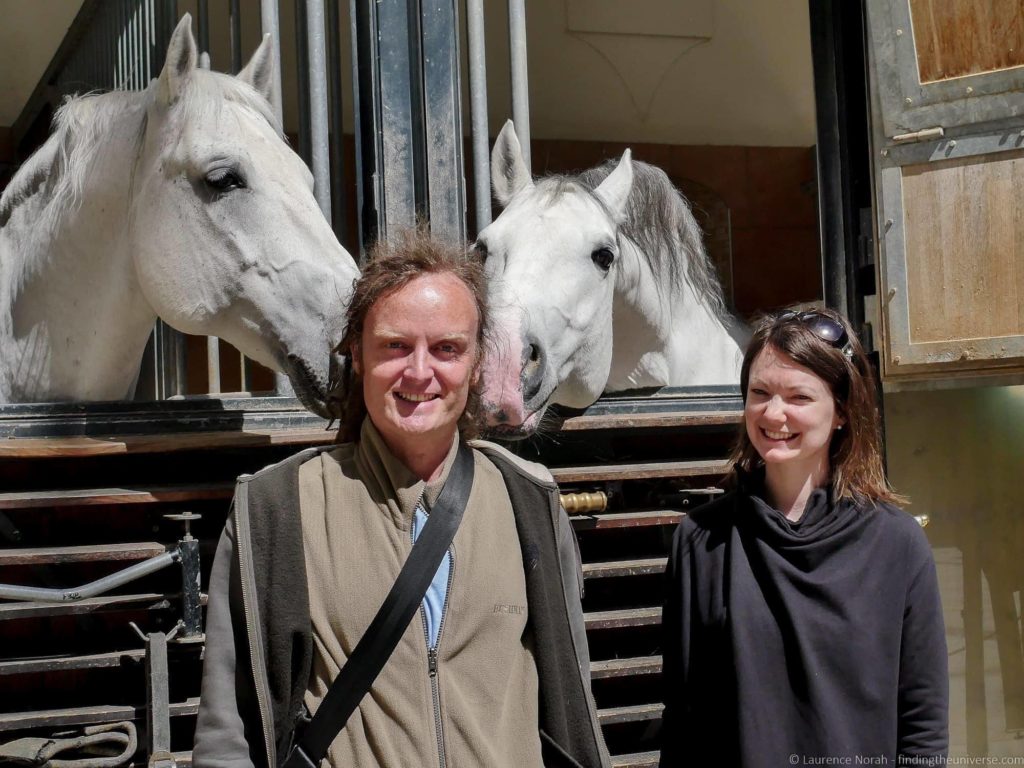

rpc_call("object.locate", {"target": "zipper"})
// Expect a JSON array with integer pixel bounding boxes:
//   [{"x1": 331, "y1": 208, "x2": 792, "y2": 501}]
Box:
[{"x1": 235, "y1": 483, "x2": 276, "y2": 768}]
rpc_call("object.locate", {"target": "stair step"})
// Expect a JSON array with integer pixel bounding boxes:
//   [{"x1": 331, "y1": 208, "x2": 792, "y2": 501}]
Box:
[
  {"x1": 583, "y1": 558, "x2": 667, "y2": 579},
  {"x1": 0, "y1": 697, "x2": 200, "y2": 732},
  {"x1": 611, "y1": 750, "x2": 660, "y2": 768},
  {"x1": 0, "y1": 649, "x2": 150, "y2": 676},
  {"x1": 585, "y1": 607, "x2": 661, "y2": 631},
  {"x1": 598, "y1": 702, "x2": 664, "y2": 726},
  {"x1": 551, "y1": 459, "x2": 729, "y2": 483},
  {"x1": 0, "y1": 483, "x2": 234, "y2": 510},
  {"x1": 0, "y1": 542, "x2": 167, "y2": 567},
  {"x1": 571, "y1": 509, "x2": 683, "y2": 530},
  {"x1": 590, "y1": 655, "x2": 663, "y2": 680}
]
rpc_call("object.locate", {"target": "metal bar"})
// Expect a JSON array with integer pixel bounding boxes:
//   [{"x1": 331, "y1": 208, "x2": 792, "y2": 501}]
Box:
[
  {"x1": 197, "y1": 0, "x2": 210, "y2": 59},
  {"x1": 406, "y1": 0, "x2": 429, "y2": 225},
  {"x1": 144, "y1": 632, "x2": 172, "y2": 758},
  {"x1": 0, "y1": 551, "x2": 177, "y2": 603},
  {"x1": 178, "y1": 537, "x2": 202, "y2": 638},
  {"x1": 295, "y1": 0, "x2": 313, "y2": 165},
  {"x1": 240, "y1": 353, "x2": 252, "y2": 391},
  {"x1": 230, "y1": 0, "x2": 242, "y2": 73},
  {"x1": 306, "y1": 0, "x2": 333, "y2": 220},
  {"x1": 507, "y1": 0, "x2": 531, "y2": 173},
  {"x1": 351, "y1": 0, "x2": 383, "y2": 255},
  {"x1": 207, "y1": 337, "x2": 221, "y2": 393},
  {"x1": 326, "y1": 0, "x2": 347, "y2": 239},
  {"x1": 260, "y1": 0, "x2": 285, "y2": 121},
  {"x1": 466, "y1": 0, "x2": 490, "y2": 232}
]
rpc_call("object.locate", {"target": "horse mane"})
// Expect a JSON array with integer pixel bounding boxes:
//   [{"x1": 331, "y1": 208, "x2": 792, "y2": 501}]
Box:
[
  {"x1": 543, "y1": 159, "x2": 730, "y2": 321},
  {"x1": 0, "y1": 70, "x2": 281, "y2": 236}
]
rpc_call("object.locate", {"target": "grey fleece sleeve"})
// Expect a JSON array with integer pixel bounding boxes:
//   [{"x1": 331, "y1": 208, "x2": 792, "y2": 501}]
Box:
[{"x1": 193, "y1": 516, "x2": 256, "y2": 768}]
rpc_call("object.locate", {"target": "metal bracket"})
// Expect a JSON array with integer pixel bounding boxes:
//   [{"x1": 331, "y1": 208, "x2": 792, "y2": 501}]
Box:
[{"x1": 891, "y1": 126, "x2": 944, "y2": 143}]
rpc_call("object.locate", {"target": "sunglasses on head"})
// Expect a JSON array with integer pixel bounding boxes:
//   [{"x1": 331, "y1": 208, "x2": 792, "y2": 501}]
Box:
[{"x1": 775, "y1": 310, "x2": 854, "y2": 359}]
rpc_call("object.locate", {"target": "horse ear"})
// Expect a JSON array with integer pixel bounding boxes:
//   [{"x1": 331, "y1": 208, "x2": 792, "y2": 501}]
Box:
[
  {"x1": 594, "y1": 149, "x2": 634, "y2": 224},
  {"x1": 158, "y1": 15, "x2": 197, "y2": 107},
  {"x1": 238, "y1": 33, "x2": 276, "y2": 105},
  {"x1": 491, "y1": 120, "x2": 533, "y2": 206}
]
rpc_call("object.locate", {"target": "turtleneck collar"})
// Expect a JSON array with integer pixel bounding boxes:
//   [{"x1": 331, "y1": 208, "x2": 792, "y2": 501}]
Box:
[
  {"x1": 354, "y1": 419, "x2": 461, "y2": 530},
  {"x1": 736, "y1": 466, "x2": 852, "y2": 543}
]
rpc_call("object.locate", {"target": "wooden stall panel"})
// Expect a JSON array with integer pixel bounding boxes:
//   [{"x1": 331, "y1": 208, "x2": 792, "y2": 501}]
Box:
[
  {"x1": 909, "y1": 0, "x2": 1024, "y2": 84},
  {"x1": 902, "y1": 149, "x2": 1024, "y2": 345}
]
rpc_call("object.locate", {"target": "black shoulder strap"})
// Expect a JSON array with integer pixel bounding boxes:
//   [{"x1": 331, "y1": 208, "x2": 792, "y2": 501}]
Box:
[{"x1": 283, "y1": 441, "x2": 475, "y2": 768}]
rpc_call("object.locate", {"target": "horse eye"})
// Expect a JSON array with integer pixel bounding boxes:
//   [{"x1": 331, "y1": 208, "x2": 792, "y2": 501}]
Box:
[
  {"x1": 591, "y1": 247, "x2": 614, "y2": 271},
  {"x1": 473, "y1": 241, "x2": 489, "y2": 261},
  {"x1": 204, "y1": 168, "x2": 245, "y2": 192}
]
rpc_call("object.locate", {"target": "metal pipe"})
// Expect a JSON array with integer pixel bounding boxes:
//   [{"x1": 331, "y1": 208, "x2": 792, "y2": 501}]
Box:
[
  {"x1": 307, "y1": 0, "x2": 333, "y2": 220},
  {"x1": 229, "y1": 0, "x2": 242, "y2": 73},
  {"x1": 207, "y1": 336, "x2": 221, "y2": 393},
  {"x1": 326, "y1": 0, "x2": 346, "y2": 239},
  {"x1": 0, "y1": 551, "x2": 178, "y2": 603},
  {"x1": 260, "y1": 0, "x2": 285, "y2": 121},
  {"x1": 507, "y1": 0, "x2": 531, "y2": 173},
  {"x1": 197, "y1": 0, "x2": 210, "y2": 59},
  {"x1": 295, "y1": 0, "x2": 312, "y2": 165},
  {"x1": 466, "y1": 0, "x2": 491, "y2": 231}
]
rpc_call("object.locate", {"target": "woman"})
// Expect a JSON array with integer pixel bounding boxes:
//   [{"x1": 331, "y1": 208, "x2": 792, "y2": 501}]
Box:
[{"x1": 659, "y1": 308, "x2": 947, "y2": 767}]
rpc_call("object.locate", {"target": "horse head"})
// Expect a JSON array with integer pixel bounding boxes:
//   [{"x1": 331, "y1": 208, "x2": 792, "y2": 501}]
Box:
[
  {"x1": 477, "y1": 121, "x2": 633, "y2": 437},
  {"x1": 130, "y1": 16, "x2": 358, "y2": 417}
]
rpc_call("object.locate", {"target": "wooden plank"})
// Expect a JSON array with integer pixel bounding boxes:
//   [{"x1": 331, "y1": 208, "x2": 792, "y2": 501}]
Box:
[
  {"x1": 0, "y1": 649, "x2": 147, "y2": 676},
  {"x1": 591, "y1": 656, "x2": 662, "y2": 680},
  {"x1": 0, "y1": 593, "x2": 175, "y2": 620},
  {"x1": 585, "y1": 607, "x2": 661, "y2": 631},
  {"x1": 551, "y1": 459, "x2": 729, "y2": 483},
  {"x1": 571, "y1": 510, "x2": 684, "y2": 531},
  {"x1": 583, "y1": 558, "x2": 667, "y2": 579},
  {"x1": 909, "y1": 0, "x2": 1024, "y2": 83},
  {"x1": 611, "y1": 751, "x2": 660, "y2": 768},
  {"x1": 559, "y1": 410, "x2": 740, "y2": 431},
  {"x1": 0, "y1": 697, "x2": 200, "y2": 732},
  {"x1": 599, "y1": 703, "x2": 663, "y2": 726},
  {"x1": 0, "y1": 483, "x2": 234, "y2": 510},
  {"x1": 0, "y1": 542, "x2": 167, "y2": 566},
  {"x1": 0, "y1": 429, "x2": 335, "y2": 459}
]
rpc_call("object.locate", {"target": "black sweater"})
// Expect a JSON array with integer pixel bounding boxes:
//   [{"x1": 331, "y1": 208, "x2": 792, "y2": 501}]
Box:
[{"x1": 659, "y1": 477, "x2": 948, "y2": 767}]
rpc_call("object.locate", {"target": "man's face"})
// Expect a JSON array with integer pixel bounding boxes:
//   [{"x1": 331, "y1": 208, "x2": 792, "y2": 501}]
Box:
[{"x1": 355, "y1": 272, "x2": 480, "y2": 453}]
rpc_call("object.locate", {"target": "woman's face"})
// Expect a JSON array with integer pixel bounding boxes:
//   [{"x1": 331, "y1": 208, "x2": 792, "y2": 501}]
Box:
[{"x1": 744, "y1": 344, "x2": 843, "y2": 475}]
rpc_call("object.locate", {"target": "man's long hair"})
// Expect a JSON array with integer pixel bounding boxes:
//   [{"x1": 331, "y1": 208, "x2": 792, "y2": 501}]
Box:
[{"x1": 334, "y1": 229, "x2": 490, "y2": 442}]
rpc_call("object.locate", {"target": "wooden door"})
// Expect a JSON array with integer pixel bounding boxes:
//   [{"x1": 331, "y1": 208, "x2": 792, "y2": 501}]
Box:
[{"x1": 866, "y1": 0, "x2": 1024, "y2": 385}]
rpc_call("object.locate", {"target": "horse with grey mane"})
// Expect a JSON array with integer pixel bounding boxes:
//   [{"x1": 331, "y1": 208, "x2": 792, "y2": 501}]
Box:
[
  {"x1": 477, "y1": 121, "x2": 748, "y2": 437},
  {"x1": 0, "y1": 15, "x2": 358, "y2": 417}
]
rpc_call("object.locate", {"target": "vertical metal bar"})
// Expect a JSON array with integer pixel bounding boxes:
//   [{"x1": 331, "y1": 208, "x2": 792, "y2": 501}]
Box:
[
  {"x1": 295, "y1": 0, "x2": 313, "y2": 165},
  {"x1": 507, "y1": 0, "x2": 531, "y2": 173},
  {"x1": 306, "y1": 0, "x2": 332, "y2": 220},
  {"x1": 405, "y1": 0, "x2": 428, "y2": 225},
  {"x1": 178, "y1": 536, "x2": 203, "y2": 638},
  {"x1": 261, "y1": 0, "x2": 290, "y2": 396},
  {"x1": 230, "y1": 0, "x2": 243, "y2": 73},
  {"x1": 207, "y1": 337, "x2": 221, "y2": 393},
  {"x1": 197, "y1": 0, "x2": 210, "y2": 59},
  {"x1": 144, "y1": 632, "x2": 172, "y2": 756},
  {"x1": 351, "y1": 0, "x2": 383, "y2": 255},
  {"x1": 240, "y1": 352, "x2": 252, "y2": 392},
  {"x1": 326, "y1": 0, "x2": 347, "y2": 240},
  {"x1": 260, "y1": 0, "x2": 285, "y2": 120},
  {"x1": 466, "y1": 0, "x2": 490, "y2": 232}
]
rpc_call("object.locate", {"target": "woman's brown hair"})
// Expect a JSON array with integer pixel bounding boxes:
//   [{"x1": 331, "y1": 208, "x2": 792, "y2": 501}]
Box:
[
  {"x1": 333, "y1": 228, "x2": 490, "y2": 442},
  {"x1": 731, "y1": 307, "x2": 906, "y2": 506}
]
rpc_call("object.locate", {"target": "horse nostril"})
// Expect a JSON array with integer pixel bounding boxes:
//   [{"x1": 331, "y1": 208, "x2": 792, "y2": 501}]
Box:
[
  {"x1": 528, "y1": 344, "x2": 541, "y2": 364},
  {"x1": 521, "y1": 338, "x2": 545, "y2": 402}
]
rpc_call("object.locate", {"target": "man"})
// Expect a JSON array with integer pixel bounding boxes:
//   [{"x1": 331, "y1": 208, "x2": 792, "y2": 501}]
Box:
[{"x1": 193, "y1": 231, "x2": 610, "y2": 768}]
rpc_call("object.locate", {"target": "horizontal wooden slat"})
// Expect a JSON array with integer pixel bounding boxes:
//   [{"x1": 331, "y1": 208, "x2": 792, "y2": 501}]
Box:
[
  {"x1": 0, "y1": 542, "x2": 167, "y2": 566},
  {"x1": 551, "y1": 459, "x2": 729, "y2": 483},
  {"x1": 585, "y1": 607, "x2": 661, "y2": 631},
  {"x1": 0, "y1": 429, "x2": 334, "y2": 459},
  {"x1": 583, "y1": 558, "x2": 667, "y2": 579},
  {"x1": 560, "y1": 410, "x2": 741, "y2": 431},
  {"x1": 611, "y1": 750, "x2": 660, "y2": 768},
  {"x1": 0, "y1": 697, "x2": 200, "y2": 732},
  {"x1": 0, "y1": 483, "x2": 234, "y2": 510},
  {"x1": 591, "y1": 655, "x2": 662, "y2": 680},
  {"x1": 0, "y1": 649, "x2": 148, "y2": 676},
  {"x1": 599, "y1": 703, "x2": 663, "y2": 726},
  {"x1": 0, "y1": 592, "x2": 195, "y2": 620},
  {"x1": 571, "y1": 509, "x2": 683, "y2": 530}
]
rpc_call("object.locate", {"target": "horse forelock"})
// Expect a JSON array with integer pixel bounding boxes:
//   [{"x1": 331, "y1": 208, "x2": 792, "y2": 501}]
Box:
[
  {"x1": 574, "y1": 159, "x2": 729, "y2": 321},
  {"x1": 176, "y1": 71, "x2": 283, "y2": 138}
]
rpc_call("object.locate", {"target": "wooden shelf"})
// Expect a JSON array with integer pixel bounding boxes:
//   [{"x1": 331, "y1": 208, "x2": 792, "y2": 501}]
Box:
[{"x1": 590, "y1": 656, "x2": 663, "y2": 680}]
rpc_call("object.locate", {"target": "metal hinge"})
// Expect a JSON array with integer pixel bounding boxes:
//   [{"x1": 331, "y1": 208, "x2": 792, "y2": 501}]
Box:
[{"x1": 891, "y1": 126, "x2": 944, "y2": 143}]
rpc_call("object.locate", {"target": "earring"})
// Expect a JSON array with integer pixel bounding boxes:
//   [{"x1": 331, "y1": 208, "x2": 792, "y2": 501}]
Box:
[{"x1": 836, "y1": 424, "x2": 843, "y2": 431}]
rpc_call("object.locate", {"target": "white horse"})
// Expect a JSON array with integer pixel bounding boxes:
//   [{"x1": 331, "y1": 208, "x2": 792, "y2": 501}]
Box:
[
  {"x1": 0, "y1": 15, "x2": 358, "y2": 417},
  {"x1": 478, "y1": 121, "x2": 748, "y2": 437}
]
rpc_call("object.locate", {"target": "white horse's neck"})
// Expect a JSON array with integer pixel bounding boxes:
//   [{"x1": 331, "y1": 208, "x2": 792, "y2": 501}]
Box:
[
  {"x1": 0, "y1": 95, "x2": 156, "y2": 402},
  {"x1": 608, "y1": 239, "x2": 745, "y2": 391}
]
